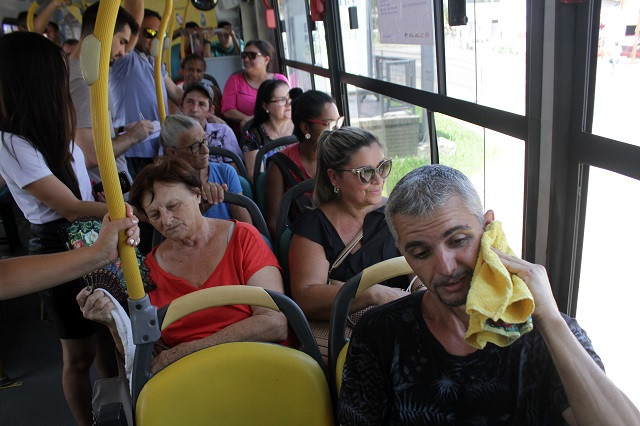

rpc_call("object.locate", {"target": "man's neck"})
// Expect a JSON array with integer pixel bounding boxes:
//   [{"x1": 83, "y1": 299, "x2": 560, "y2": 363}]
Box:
[{"x1": 421, "y1": 291, "x2": 477, "y2": 356}]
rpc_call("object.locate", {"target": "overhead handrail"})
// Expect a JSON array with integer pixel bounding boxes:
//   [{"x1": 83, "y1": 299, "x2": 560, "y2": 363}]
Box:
[{"x1": 26, "y1": 2, "x2": 38, "y2": 32}]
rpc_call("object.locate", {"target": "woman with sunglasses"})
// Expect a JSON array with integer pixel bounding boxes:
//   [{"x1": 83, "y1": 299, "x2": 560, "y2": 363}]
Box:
[
  {"x1": 263, "y1": 89, "x2": 341, "y2": 238},
  {"x1": 221, "y1": 40, "x2": 289, "y2": 134},
  {"x1": 289, "y1": 127, "x2": 412, "y2": 324},
  {"x1": 242, "y1": 79, "x2": 295, "y2": 181}
]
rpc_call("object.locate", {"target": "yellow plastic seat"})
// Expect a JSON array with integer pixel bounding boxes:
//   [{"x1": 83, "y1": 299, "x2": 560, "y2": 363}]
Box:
[
  {"x1": 132, "y1": 285, "x2": 334, "y2": 425},
  {"x1": 328, "y1": 257, "x2": 414, "y2": 397}
]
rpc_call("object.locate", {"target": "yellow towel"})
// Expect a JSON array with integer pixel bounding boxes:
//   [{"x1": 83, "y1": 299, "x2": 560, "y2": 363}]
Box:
[{"x1": 465, "y1": 221, "x2": 534, "y2": 349}]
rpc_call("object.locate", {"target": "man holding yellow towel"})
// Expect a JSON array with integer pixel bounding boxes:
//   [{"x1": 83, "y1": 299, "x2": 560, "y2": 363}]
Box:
[{"x1": 338, "y1": 165, "x2": 640, "y2": 425}]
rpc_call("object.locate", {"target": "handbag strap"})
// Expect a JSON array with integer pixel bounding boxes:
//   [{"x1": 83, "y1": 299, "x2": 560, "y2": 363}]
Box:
[{"x1": 327, "y1": 229, "x2": 364, "y2": 283}]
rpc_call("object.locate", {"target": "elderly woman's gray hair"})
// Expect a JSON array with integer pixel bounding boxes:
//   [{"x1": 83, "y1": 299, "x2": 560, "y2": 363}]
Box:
[
  {"x1": 385, "y1": 164, "x2": 484, "y2": 241},
  {"x1": 314, "y1": 126, "x2": 385, "y2": 205},
  {"x1": 159, "y1": 114, "x2": 201, "y2": 151}
]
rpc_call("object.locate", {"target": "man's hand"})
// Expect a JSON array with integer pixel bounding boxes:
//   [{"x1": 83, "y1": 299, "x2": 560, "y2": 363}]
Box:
[
  {"x1": 124, "y1": 120, "x2": 155, "y2": 143},
  {"x1": 491, "y1": 248, "x2": 560, "y2": 323}
]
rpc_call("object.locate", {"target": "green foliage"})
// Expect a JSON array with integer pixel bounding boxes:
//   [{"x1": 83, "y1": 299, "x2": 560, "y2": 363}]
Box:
[
  {"x1": 383, "y1": 155, "x2": 427, "y2": 196},
  {"x1": 434, "y1": 112, "x2": 489, "y2": 177}
]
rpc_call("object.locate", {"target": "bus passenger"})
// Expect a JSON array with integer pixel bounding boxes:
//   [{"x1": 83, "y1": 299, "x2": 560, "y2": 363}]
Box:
[
  {"x1": 338, "y1": 164, "x2": 640, "y2": 425},
  {"x1": 110, "y1": 7, "x2": 183, "y2": 179},
  {"x1": 177, "y1": 54, "x2": 224, "y2": 123},
  {"x1": 69, "y1": 2, "x2": 153, "y2": 193},
  {"x1": 221, "y1": 39, "x2": 289, "y2": 134},
  {"x1": 210, "y1": 21, "x2": 244, "y2": 57},
  {"x1": 264, "y1": 89, "x2": 340, "y2": 238},
  {"x1": 288, "y1": 127, "x2": 410, "y2": 322},
  {"x1": 180, "y1": 82, "x2": 241, "y2": 163},
  {"x1": 0, "y1": 32, "x2": 116, "y2": 426},
  {"x1": 241, "y1": 79, "x2": 294, "y2": 181},
  {"x1": 77, "y1": 156, "x2": 287, "y2": 374},
  {"x1": 159, "y1": 115, "x2": 251, "y2": 224}
]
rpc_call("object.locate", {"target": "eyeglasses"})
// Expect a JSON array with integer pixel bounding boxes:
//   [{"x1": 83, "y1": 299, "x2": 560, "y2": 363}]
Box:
[
  {"x1": 142, "y1": 28, "x2": 167, "y2": 39},
  {"x1": 308, "y1": 116, "x2": 345, "y2": 131},
  {"x1": 240, "y1": 51, "x2": 263, "y2": 60},
  {"x1": 336, "y1": 158, "x2": 393, "y2": 184},
  {"x1": 179, "y1": 136, "x2": 210, "y2": 154},
  {"x1": 268, "y1": 97, "x2": 292, "y2": 107}
]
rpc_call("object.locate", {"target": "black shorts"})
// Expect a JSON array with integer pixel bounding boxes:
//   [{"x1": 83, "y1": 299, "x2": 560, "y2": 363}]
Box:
[{"x1": 30, "y1": 219, "x2": 101, "y2": 340}]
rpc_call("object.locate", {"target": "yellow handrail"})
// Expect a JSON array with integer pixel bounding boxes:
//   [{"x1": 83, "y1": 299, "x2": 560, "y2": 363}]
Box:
[
  {"x1": 81, "y1": 0, "x2": 145, "y2": 300},
  {"x1": 26, "y1": 2, "x2": 38, "y2": 32},
  {"x1": 164, "y1": 3, "x2": 176, "y2": 79},
  {"x1": 153, "y1": 0, "x2": 173, "y2": 124}
]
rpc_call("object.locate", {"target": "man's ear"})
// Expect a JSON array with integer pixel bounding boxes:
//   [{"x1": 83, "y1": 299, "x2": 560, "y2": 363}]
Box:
[
  {"x1": 166, "y1": 147, "x2": 178, "y2": 156},
  {"x1": 484, "y1": 209, "x2": 495, "y2": 227},
  {"x1": 209, "y1": 104, "x2": 215, "y2": 115}
]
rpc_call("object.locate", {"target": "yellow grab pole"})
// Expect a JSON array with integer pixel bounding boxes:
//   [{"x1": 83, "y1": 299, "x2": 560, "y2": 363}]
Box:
[
  {"x1": 80, "y1": 0, "x2": 145, "y2": 300},
  {"x1": 164, "y1": 4, "x2": 176, "y2": 79},
  {"x1": 26, "y1": 2, "x2": 38, "y2": 32},
  {"x1": 153, "y1": 0, "x2": 173, "y2": 124}
]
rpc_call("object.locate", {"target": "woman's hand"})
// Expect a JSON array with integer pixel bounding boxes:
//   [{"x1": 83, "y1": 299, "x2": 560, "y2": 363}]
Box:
[
  {"x1": 76, "y1": 288, "x2": 116, "y2": 326},
  {"x1": 239, "y1": 115, "x2": 253, "y2": 131},
  {"x1": 150, "y1": 341, "x2": 194, "y2": 374},
  {"x1": 92, "y1": 203, "x2": 140, "y2": 264},
  {"x1": 200, "y1": 182, "x2": 226, "y2": 206}
]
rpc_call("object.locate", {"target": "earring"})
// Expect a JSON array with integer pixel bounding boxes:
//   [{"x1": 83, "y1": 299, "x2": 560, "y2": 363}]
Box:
[
  {"x1": 304, "y1": 133, "x2": 311, "y2": 140},
  {"x1": 265, "y1": 109, "x2": 269, "y2": 114},
  {"x1": 333, "y1": 186, "x2": 340, "y2": 194}
]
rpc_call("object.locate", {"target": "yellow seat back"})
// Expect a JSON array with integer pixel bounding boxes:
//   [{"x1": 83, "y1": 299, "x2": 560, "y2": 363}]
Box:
[{"x1": 136, "y1": 341, "x2": 334, "y2": 425}]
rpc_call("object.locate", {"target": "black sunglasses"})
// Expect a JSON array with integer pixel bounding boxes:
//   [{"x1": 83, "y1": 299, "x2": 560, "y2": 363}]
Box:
[
  {"x1": 336, "y1": 158, "x2": 393, "y2": 184},
  {"x1": 240, "y1": 51, "x2": 264, "y2": 60}
]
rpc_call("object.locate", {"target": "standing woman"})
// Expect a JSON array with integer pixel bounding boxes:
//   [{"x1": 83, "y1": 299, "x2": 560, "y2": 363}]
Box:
[
  {"x1": 221, "y1": 39, "x2": 289, "y2": 133},
  {"x1": 0, "y1": 32, "x2": 119, "y2": 425},
  {"x1": 242, "y1": 79, "x2": 294, "y2": 181}
]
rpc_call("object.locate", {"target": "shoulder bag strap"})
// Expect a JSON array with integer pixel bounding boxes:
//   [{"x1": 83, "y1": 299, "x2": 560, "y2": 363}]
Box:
[{"x1": 327, "y1": 229, "x2": 364, "y2": 284}]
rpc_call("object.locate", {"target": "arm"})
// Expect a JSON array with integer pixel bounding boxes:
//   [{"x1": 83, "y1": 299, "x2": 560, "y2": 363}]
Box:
[
  {"x1": 243, "y1": 149, "x2": 258, "y2": 182},
  {"x1": 122, "y1": 0, "x2": 144, "y2": 52},
  {"x1": 33, "y1": 0, "x2": 61, "y2": 34},
  {"x1": 75, "y1": 121, "x2": 154, "y2": 168},
  {"x1": 25, "y1": 175, "x2": 108, "y2": 221},
  {"x1": 1, "y1": 211, "x2": 139, "y2": 300},
  {"x1": 264, "y1": 161, "x2": 284, "y2": 239},
  {"x1": 164, "y1": 75, "x2": 184, "y2": 106},
  {"x1": 228, "y1": 27, "x2": 242, "y2": 55},
  {"x1": 150, "y1": 265, "x2": 288, "y2": 374},
  {"x1": 221, "y1": 74, "x2": 252, "y2": 128},
  {"x1": 494, "y1": 249, "x2": 640, "y2": 426},
  {"x1": 230, "y1": 199, "x2": 252, "y2": 224},
  {"x1": 288, "y1": 234, "x2": 401, "y2": 320}
]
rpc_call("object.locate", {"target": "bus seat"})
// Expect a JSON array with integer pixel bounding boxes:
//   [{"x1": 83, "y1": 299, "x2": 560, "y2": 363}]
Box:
[
  {"x1": 275, "y1": 179, "x2": 315, "y2": 296},
  {"x1": 328, "y1": 257, "x2": 413, "y2": 399},
  {"x1": 134, "y1": 286, "x2": 333, "y2": 425},
  {"x1": 207, "y1": 146, "x2": 253, "y2": 199},
  {"x1": 223, "y1": 192, "x2": 273, "y2": 252},
  {"x1": 252, "y1": 135, "x2": 298, "y2": 214}
]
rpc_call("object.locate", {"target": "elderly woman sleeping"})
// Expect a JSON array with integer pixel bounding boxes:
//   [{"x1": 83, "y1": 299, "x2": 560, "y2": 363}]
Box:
[{"x1": 77, "y1": 156, "x2": 287, "y2": 374}]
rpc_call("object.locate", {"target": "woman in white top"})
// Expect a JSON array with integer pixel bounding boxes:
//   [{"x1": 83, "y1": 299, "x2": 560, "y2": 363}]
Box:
[{"x1": 0, "y1": 32, "x2": 121, "y2": 426}]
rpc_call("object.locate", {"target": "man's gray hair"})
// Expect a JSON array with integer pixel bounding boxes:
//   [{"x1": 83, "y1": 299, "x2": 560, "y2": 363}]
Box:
[
  {"x1": 159, "y1": 114, "x2": 200, "y2": 151},
  {"x1": 385, "y1": 164, "x2": 484, "y2": 240}
]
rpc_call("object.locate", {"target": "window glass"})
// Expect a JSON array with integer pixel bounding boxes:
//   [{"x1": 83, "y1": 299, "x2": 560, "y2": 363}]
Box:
[
  {"x1": 312, "y1": 20, "x2": 329, "y2": 67},
  {"x1": 287, "y1": 67, "x2": 313, "y2": 91},
  {"x1": 577, "y1": 166, "x2": 640, "y2": 408},
  {"x1": 592, "y1": 2, "x2": 640, "y2": 146},
  {"x1": 279, "y1": 0, "x2": 313, "y2": 63},
  {"x1": 347, "y1": 85, "x2": 429, "y2": 195},
  {"x1": 435, "y1": 113, "x2": 524, "y2": 254},
  {"x1": 314, "y1": 75, "x2": 332, "y2": 94},
  {"x1": 444, "y1": 1, "x2": 526, "y2": 114},
  {"x1": 339, "y1": 0, "x2": 437, "y2": 93}
]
